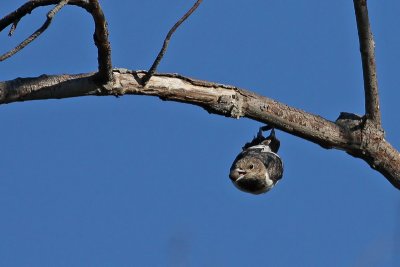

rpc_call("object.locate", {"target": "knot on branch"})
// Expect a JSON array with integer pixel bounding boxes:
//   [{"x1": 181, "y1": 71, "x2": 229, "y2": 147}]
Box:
[
  {"x1": 335, "y1": 112, "x2": 384, "y2": 147},
  {"x1": 335, "y1": 112, "x2": 385, "y2": 168},
  {"x1": 360, "y1": 118, "x2": 385, "y2": 152},
  {"x1": 216, "y1": 92, "x2": 244, "y2": 119},
  {"x1": 358, "y1": 118, "x2": 386, "y2": 170}
]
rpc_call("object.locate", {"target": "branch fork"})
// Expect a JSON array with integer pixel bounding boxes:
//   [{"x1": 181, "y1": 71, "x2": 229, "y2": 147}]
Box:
[{"x1": 0, "y1": 0, "x2": 113, "y2": 83}]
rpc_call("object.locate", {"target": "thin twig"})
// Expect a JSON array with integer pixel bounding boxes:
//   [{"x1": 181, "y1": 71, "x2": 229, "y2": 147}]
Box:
[
  {"x1": 8, "y1": 18, "x2": 21, "y2": 36},
  {"x1": 142, "y1": 0, "x2": 203, "y2": 85},
  {"x1": 0, "y1": 0, "x2": 91, "y2": 34},
  {"x1": 0, "y1": 0, "x2": 113, "y2": 83},
  {"x1": 353, "y1": 0, "x2": 381, "y2": 126},
  {"x1": 0, "y1": 0, "x2": 69, "y2": 62}
]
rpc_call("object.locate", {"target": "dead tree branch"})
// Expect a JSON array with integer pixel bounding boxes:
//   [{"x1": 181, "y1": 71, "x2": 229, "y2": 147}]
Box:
[
  {"x1": 0, "y1": 0, "x2": 69, "y2": 62},
  {"x1": 141, "y1": 0, "x2": 203, "y2": 85},
  {"x1": 87, "y1": 0, "x2": 113, "y2": 83},
  {"x1": 0, "y1": 69, "x2": 399, "y2": 189},
  {"x1": 353, "y1": 0, "x2": 381, "y2": 126},
  {"x1": 0, "y1": 0, "x2": 112, "y2": 83}
]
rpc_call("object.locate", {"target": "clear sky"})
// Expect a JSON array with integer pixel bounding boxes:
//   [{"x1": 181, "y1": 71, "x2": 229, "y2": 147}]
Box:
[{"x1": 1, "y1": 1, "x2": 399, "y2": 266}]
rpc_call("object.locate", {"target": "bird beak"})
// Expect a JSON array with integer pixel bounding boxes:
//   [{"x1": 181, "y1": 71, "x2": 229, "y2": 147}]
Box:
[{"x1": 229, "y1": 168, "x2": 246, "y2": 182}]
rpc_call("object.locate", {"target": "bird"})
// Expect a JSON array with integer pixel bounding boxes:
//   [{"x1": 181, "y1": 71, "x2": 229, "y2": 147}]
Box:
[{"x1": 229, "y1": 126, "x2": 283, "y2": 195}]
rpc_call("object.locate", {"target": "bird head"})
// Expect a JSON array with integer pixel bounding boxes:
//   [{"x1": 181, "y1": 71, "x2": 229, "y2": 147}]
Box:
[{"x1": 229, "y1": 156, "x2": 273, "y2": 194}]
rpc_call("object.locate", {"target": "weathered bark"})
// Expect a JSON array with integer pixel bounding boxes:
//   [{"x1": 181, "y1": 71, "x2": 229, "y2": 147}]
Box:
[
  {"x1": 1, "y1": 69, "x2": 399, "y2": 189},
  {"x1": 353, "y1": 0, "x2": 381, "y2": 126}
]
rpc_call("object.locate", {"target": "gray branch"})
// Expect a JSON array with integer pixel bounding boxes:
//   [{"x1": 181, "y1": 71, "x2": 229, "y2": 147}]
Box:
[
  {"x1": 353, "y1": 0, "x2": 381, "y2": 126},
  {"x1": 1, "y1": 69, "x2": 399, "y2": 189}
]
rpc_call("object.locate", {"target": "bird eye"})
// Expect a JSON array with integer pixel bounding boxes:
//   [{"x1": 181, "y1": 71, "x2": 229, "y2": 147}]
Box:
[{"x1": 249, "y1": 164, "x2": 254, "y2": 169}]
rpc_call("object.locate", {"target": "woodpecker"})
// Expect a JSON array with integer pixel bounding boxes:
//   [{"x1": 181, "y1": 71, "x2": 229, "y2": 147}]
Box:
[{"x1": 229, "y1": 126, "x2": 283, "y2": 195}]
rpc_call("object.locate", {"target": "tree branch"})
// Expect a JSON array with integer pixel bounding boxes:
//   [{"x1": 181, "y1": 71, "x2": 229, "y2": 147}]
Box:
[
  {"x1": 0, "y1": 69, "x2": 399, "y2": 189},
  {"x1": 0, "y1": 0, "x2": 91, "y2": 35},
  {"x1": 0, "y1": 0, "x2": 113, "y2": 83},
  {"x1": 353, "y1": 0, "x2": 381, "y2": 126},
  {"x1": 0, "y1": 0, "x2": 70, "y2": 62},
  {"x1": 141, "y1": 0, "x2": 203, "y2": 85},
  {"x1": 87, "y1": 0, "x2": 113, "y2": 83}
]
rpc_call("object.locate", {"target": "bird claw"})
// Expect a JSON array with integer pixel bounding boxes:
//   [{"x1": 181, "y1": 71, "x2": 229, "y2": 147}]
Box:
[{"x1": 258, "y1": 125, "x2": 275, "y2": 138}]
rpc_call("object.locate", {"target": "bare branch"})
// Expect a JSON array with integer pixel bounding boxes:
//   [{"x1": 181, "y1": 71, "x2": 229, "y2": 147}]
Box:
[
  {"x1": 8, "y1": 18, "x2": 21, "y2": 36},
  {"x1": 353, "y1": 0, "x2": 381, "y2": 126},
  {"x1": 87, "y1": 0, "x2": 113, "y2": 83},
  {"x1": 0, "y1": 0, "x2": 91, "y2": 33},
  {"x1": 0, "y1": 0, "x2": 112, "y2": 83},
  {"x1": 141, "y1": 0, "x2": 203, "y2": 85},
  {"x1": 0, "y1": 69, "x2": 399, "y2": 189},
  {"x1": 0, "y1": 0, "x2": 69, "y2": 62},
  {"x1": 0, "y1": 70, "x2": 352, "y2": 149}
]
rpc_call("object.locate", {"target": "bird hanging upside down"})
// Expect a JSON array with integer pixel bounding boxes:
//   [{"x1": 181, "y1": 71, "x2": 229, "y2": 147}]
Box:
[{"x1": 229, "y1": 126, "x2": 283, "y2": 195}]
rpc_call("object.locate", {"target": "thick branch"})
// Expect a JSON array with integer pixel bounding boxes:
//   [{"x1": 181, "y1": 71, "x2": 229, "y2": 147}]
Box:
[
  {"x1": 0, "y1": 69, "x2": 399, "y2": 189},
  {"x1": 353, "y1": 0, "x2": 381, "y2": 126}
]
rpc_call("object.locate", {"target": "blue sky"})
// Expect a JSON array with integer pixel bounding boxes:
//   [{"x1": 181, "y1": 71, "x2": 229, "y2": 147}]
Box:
[{"x1": 1, "y1": 1, "x2": 399, "y2": 266}]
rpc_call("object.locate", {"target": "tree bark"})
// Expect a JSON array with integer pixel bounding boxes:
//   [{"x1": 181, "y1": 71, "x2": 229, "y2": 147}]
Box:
[{"x1": 1, "y1": 69, "x2": 399, "y2": 189}]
